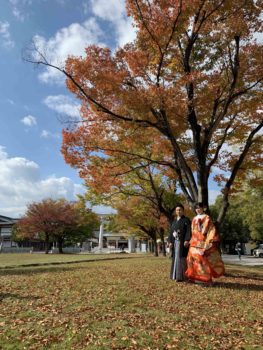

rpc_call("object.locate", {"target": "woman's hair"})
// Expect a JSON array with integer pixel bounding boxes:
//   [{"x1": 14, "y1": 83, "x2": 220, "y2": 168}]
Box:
[
  {"x1": 194, "y1": 202, "x2": 205, "y2": 209},
  {"x1": 175, "y1": 203, "x2": 184, "y2": 210}
]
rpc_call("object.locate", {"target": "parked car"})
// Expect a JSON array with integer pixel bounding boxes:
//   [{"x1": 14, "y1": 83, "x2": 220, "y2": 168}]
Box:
[{"x1": 253, "y1": 244, "x2": 263, "y2": 258}]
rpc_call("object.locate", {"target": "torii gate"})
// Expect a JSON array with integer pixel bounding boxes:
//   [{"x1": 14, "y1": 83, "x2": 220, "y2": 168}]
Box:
[
  {"x1": 97, "y1": 213, "x2": 136, "y2": 253},
  {"x1": 98, "y1": 214, "x2": 109, "y2": 251}
]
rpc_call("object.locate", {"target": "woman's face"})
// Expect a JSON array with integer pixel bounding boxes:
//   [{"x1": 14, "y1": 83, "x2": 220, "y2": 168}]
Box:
[{"x1": 195, "y1": 207, "x2": 204, "y2": 215}]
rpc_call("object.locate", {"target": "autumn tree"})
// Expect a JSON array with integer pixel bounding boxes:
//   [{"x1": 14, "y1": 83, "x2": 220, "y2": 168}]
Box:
[
  {"x1": 15, "y1": 198, "x2": 97, "y2": 253},
  {"x1": 84, "y1": 161, "x2": 184, "y2": 257},
  {"x1": 113, "y1": 195, "x2": 168, "y2": 256},
  {"x1": 85, "y1": 162, "x2": 183, "y2": 226},
  {"x1": 70, "y1": 196, "x2": 100, "y2": 246},
  {"x1": 26, "y1": 0, "x2": 263, "y2": 225}
]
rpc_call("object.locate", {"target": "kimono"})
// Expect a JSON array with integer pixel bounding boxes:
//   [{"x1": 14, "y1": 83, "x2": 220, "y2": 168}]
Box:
[
  {"x1": 185, "y1": 214, "x2": 225, "y2": 283},
  {"x1": 168, "y1": 215, "x2": 191, "y2": 281}
]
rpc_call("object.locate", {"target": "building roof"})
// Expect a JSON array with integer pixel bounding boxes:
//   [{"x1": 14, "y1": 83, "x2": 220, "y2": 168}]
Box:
[{"x1": 0, "y1": 215, "x2": 18, "y2": 226}]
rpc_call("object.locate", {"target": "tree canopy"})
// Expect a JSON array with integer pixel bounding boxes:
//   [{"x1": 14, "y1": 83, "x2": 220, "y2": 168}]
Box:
[
  {"x1": 85, "y1": 162, "x2": 182, "y2": 225},
  {"x1": 26, "y1": 0, "x2": 263, "y2": 225},
  {"x1": 111, "y1": 195, "x2": 168, "y2": 256}
]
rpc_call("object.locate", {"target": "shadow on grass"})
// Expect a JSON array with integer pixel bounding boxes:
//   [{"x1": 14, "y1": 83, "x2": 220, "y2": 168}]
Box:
[
  {"x1": 213, "y1": 281, "x2": 263, "y2": 291},
  {"x1": 0, "y1": 293, "x2": 40, "y2": 301},
  {"x1": 0, "y1": 264, "x2": 94, "y2": 277},
  {"x1": 0, "y1": 256, "x2": 139, "y2": 276},
  {"x1": 0, "y1": 256, "x2": 140, "y2": 276},
  {"x1": 224, "y1": 272, "x2": 263, "y2": 281}
]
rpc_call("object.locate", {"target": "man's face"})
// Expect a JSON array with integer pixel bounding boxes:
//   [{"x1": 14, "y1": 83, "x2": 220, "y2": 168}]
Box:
[{"x1": 175, "y1": 207, "x2": 184, "y2": 217}]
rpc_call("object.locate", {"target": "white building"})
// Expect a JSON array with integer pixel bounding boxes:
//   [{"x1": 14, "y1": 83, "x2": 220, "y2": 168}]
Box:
[{"x1": 0, "y1": 215, "x2": 18, "y2": 249}]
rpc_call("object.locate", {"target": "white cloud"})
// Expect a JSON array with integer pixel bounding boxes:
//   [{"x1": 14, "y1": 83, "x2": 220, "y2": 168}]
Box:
[
  {"x1": 209, "y1": 189, "x2": 221, "y2": 204},
  {"x1": 90, "y1": 0, "x2": 136, "y2": 47},
  {"x1": 91, "y1": 205, "x2": 116, "y2": 215},
  {"x1": 115, "y1": 17, "x2": 136, "y2": 47},
  {"x1": 21, "y1": 114, "x2": 37, "y2": 126},
  {"x1": 8, "y1": 0, "x2": 33, "y2": 21},
  {"x1": 9, "y1": 0, "x2": 69, "y2": 21},
  {"x1": 32, "y1": 1, "x2": 136, "y2": 84},
  {"x1": 83, "y1": 2, "x2": 89, "y2": 15},
  {"x1": 0, "y1": 21, "x2": 14, "y2": 48},
  {"x1": 40, "y1": 129, "x2": 60, "y2": 139},
  {"x1": 43, "y1": 94, "x2": 80, "y2": 119},
  {"x1": 7, "y1": 98, "x2": 15, "y2": 105},
  {"x1": 0, "y1": 146, "x2": 84, "y2": 217},
  {"x1": 33, "y1": 18, "x2": 103, "y2": 84},
  {"x1": 0, "y1": 147, "x2": 9, "y2": 160},
  {"x1": 90, "y1": 0, "x2": 126, "y2": 21},
  {"x1": 12, "y1": 7, "x2": 25, "y2": 21}
]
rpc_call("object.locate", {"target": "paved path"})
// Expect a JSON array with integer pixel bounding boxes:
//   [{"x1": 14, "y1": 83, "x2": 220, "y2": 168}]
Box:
[{"x1": 222, "y1": 254, "x2": 263, "y2": 266}]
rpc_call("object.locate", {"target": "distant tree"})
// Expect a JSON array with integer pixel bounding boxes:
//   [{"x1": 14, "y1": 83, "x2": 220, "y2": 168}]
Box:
[
  {"x1": 211, "y1": 197, "x2": 249, "y2": 243},
  {"x1": 112, "y1": 195, "x2": 169, "y2": 256},
  {"x1": 69, "y1": 197, "x2": 100, "y2": 246},
  {"x1": 234, "y1": 182, "x2": 263, "y2": 241},
  {"x1": 15, "y1": 198, "x2": 98, "y2": 253},
  {"x1": 240, "y1": 186, "x2": 263, "y2": 241},
  {"x1": 211, "y1": 175, "x2": 263, "y2": 242}
]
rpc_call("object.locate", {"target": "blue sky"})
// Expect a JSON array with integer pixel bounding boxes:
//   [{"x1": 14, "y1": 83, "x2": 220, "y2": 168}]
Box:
[{"x1": 0, "y1": 0, "x2": 135, "y2": 217}]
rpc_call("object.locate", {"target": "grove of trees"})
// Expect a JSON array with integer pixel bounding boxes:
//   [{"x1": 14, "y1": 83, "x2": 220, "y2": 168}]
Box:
[{"x1": 14, "y1": 198, "x2": 99, "y2": 253}]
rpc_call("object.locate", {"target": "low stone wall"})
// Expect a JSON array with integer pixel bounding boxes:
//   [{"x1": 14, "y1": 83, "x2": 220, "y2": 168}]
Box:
[
  {"x1": 0, "y1": 247, "x2": 32, "y2": 253},
  {"x1": 51, "y1": 247, "x2": 81, "y2": 254}
]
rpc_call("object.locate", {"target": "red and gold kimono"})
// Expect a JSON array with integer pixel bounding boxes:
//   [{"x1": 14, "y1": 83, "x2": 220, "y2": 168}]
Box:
[{"x1": 185, "y1": 214, "x2": 225, "y2": 283}]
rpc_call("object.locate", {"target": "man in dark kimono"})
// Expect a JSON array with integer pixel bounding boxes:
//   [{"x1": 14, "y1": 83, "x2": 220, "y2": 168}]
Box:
[{"x1": 168, "y1": 204, "x2": 191, "y2": 281}]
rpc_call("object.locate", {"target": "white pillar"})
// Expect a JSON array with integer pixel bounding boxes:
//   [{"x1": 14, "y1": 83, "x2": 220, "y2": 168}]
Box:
[
  {"x1": 141, "y1": 243, "x2": 147, "y2": 252},
  {"x1": 128, "y1": 236, "x2": 135, "y2": 253},
  {"x1": 98, "y1": 217, "x2": 104, "y2": 250}
]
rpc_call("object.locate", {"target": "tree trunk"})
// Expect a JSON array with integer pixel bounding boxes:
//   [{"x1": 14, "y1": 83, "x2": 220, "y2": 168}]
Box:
[
  {"x1": 150, "y1": 240, "x2": 154, "y2": 253},
  {"x1": 159, "y1": 228, "x2": 166, "y2": 257},
  {"x1": 216, "y1": 194, "x2": 230, "y2": 227},
  {"x1": 153, "y1": 239, "x2": 158, "y2": 257},
  {"x1": 45, "y1": 233, "x2": 49, "y2": 254},
  {"x1": 57, "y1": 238, "x2": 64, "y2": 254}
]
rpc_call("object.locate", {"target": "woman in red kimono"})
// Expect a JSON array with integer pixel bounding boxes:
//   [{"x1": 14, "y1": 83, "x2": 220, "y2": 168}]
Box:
[{"x1": 185, "y1": 203, "x2": 225, "y2": 284}]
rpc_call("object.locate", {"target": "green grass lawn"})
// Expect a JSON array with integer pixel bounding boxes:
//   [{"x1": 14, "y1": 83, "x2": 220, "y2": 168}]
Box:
[{"x1": 0, "y1": 256, "x2": 262, "y2": 350}]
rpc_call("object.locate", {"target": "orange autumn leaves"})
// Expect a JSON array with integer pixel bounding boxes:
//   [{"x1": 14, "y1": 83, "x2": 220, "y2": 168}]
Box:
[
  {"x1": 60, "y1": 0, "x2": 262, "y2": 221},
  {"x1": 0, "y1": 258, "x2": 263, "y2": 349}
]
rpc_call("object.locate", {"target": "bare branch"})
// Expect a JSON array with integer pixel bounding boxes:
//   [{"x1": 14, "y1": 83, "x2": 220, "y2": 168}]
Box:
[{"x1": 206, "y1": 116, "x2": 237, "y2": 172}]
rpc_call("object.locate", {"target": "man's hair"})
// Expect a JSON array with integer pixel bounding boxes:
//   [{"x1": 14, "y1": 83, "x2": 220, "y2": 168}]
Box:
[{"x1": 175, "y1": 203, "x2": 184, "y2": 210}]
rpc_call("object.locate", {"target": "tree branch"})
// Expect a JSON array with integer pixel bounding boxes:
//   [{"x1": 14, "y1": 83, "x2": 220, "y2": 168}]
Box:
[
  {"x1": 206, "y1": 116, "x2": 237, "y2": 173},
  {"x1": 24, "y1": 51, "x2": 159, "y2": 129}
]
